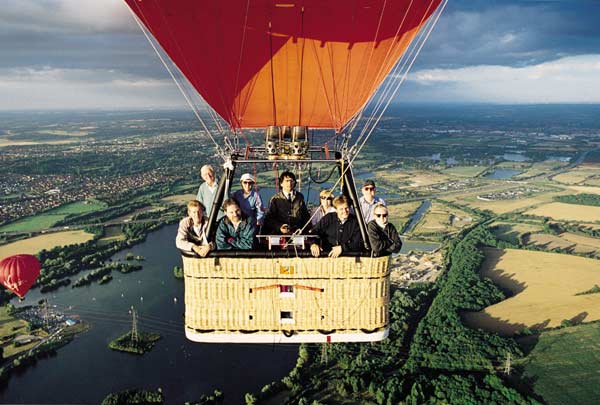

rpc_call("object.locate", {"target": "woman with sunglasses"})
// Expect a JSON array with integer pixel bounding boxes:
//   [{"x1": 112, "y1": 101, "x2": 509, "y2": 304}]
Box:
[
  {"x1": 311, "y1": 189, "x2": 336, "y2": 226},
  {"x1": 367, "y1": 204, "x2": 402, "y2": 256},
  {"x1": 232, "y1": 173, "x2": 264, "y2": 229}
]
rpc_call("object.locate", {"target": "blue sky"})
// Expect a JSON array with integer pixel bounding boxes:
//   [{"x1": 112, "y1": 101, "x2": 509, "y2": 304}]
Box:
[{"x1": 0, "y1": 0, "x2": 599, "y2": 110}]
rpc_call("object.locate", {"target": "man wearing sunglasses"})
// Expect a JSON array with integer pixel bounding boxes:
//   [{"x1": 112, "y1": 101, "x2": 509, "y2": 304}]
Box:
[
  {"x1": 359, "y1": 179, "x2": 386, "y2": 223},
  {"x1": 367, "y1": 204, "x2": 402, "y2": 257}
]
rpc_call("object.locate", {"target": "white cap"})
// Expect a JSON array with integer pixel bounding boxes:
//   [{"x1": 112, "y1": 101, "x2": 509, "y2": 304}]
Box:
[{"x1": 240, "y1": 173, "x2": 255, "y2": 183}]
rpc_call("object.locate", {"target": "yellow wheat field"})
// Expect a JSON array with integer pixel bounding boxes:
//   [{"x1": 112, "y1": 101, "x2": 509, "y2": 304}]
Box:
[
  {"x1": 566, "y1": 185, "x2": 600, "y2": 195},
  {"x1": 525, "y1": 202, "x2": 600, "y2": 222},
  {"x1": 463, "y1": 248, "x2": 600, "y2": 335},
  {"x1": 560, "y1": 232, "x2": 600, "y2": 250},
  {"x1": 0, "y1": 230, "x2": 94, "y2": 258}
]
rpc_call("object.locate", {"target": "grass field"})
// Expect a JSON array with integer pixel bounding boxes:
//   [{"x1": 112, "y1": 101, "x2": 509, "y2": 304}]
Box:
[
  {"x1": 560, "y1": 232, "x2": 600, "y2": 251},
  {"x1": 462, "y1": 248, "x2": 600, "y2": 335},
  {"x1": 386, "y1": 201, "x2": 422, "y2": 230},
  {"x1": 411, "y1": 201, "x2": 474, "y2": 237},
  {"x1": 0, "y1": 138, "x2": 79, "y2": 147},
  {"x1": 566, "y1": 185, "x2": 600, "y2": 195},
  {"x1": 377, "y1": 169, "x2": 451, "y2": 188},
  {"x1": 0, "y1": 200, "x2": 106, "y2": 233},
  {"x1": 97, "y1": 225, "x2": 125, "y2": 246},
  {"x1": 524, "y1": 233, "x2": 586, "y2": 252},
  {"x1": 490, "y1": 222, "x2": 543, "y2": 245},
  {"x1": 520, "y1": 323, "x2": 600, "y2": 405},
  {"x1": 160, "y1": 193, "x2": 197, "y2": 205},
  {"x1": 0, "y1": 230, "x2": 94, "y2": 257},
  {"x1": 36, "y1": 129, "x2": 89, "y2": 137},
  {"x1": 552, "y1": 167, "x2": 598, "y2": 184},
  {"x1": 171, "y1": 183, "x2": 198, "y2": 194},
  {"x1": 447, "y1": 188, "x2": 568, "y2": 215},
  {"x1": 513, "y1": 161, "x2": 569, "y2": 179},
  {"x1": 0, "y1": 306, "x2": 44, "y2": 358},
  {"x1": 441, "y1": 165, "x2": 487, "y2": 177},
  {"x1": 112, "y1": 205, "x2": 163, "y2": 222},
  {"x1": 525, "y1": 202, "x2": 600, "y2": 222}
]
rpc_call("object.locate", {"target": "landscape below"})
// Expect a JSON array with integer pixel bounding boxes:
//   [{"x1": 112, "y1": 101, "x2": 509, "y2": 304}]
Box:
[{"x1": 0, "y1": 105, "x2": 599, "y2": 404}]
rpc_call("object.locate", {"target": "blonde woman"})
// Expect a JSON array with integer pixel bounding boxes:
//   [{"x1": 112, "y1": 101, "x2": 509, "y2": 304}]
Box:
[{"x1": 311, "y1": 190, "x2": 336, "y2": 226}]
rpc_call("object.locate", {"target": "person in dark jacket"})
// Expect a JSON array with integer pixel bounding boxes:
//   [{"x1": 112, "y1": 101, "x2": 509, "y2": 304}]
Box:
[
  {"x1": 367, "y1": 204, "x2": 402, "y2": 256},
  {"x1": 310, "y1": 196, "x2": 363, "y2": 258},
  {"x1": 216, "y1": 198, "x2": 256, "y2": 250},
  {"x1": 264, "y1": 171, "x2": 310, "y2": 234}
]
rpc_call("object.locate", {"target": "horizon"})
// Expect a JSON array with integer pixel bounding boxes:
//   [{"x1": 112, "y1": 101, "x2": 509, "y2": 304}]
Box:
[{"x1": 1, "y1": 1, "x2": 600, "y2": 109}]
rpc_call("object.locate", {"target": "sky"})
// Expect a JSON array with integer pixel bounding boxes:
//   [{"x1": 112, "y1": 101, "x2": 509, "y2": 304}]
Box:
[{"x1": 0, "y1": 0, "x2": 599, "y2": 110}]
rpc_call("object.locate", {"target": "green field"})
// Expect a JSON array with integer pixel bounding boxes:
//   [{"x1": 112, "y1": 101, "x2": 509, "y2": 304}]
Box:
[
  {"x1": 442, "y1": 165, "x2": 488, "y2": 177},
  {"x1": 520, "y1": 323, "x2": 600, "y2": 404},
  {"x1": 171, "y1": 183, "x2": 197, "y2": 194},
  {"x1": 0, "y1": 306, "x2": 41, "y2": 357},
  {"x1": 0, "y1": 200, "x2": 106, "y2": 233}
]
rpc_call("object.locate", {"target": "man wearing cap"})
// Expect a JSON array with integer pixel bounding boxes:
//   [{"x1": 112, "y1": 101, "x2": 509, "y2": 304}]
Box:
[
  {"x1": 232, "y1": 173, "x2": 264, "y2": 229},
  {"x1": 367, "y1": 204, "x2": 402, "y2": 256},
  {"x1": 196, "y1": 164, "x2": 224, "y2": 220},
  {"x1": 264, "y1": 170, "x2": 311, "y2": 234},
  {"x1": 359, "y1": 179, "x2": 385, "y2": 223}
]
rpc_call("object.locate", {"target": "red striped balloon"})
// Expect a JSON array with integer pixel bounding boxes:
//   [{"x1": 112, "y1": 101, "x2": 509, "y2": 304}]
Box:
[{"x1": 0, "y1": 254, "x2": 41, "y2": 298}]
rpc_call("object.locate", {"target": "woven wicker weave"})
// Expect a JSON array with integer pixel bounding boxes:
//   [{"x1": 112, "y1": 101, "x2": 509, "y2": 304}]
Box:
[{"x1": 183, "y1": 255, "x2": 390, "y2": 341}]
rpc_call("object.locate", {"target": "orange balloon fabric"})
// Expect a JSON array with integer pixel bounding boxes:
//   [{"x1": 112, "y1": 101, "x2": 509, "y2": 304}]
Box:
[
  {"x1": 125, "y1": 0, "x2": 442, "y2": 129},
  {"x1": 0, "y1": 254, "x2": 41, "y2": 298}
]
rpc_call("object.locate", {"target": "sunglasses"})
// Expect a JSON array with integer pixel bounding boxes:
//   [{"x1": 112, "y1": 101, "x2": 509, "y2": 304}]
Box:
[
  {"x1": 242, "y1": 181, "x2": 254, "y2": 184},
  {"x1": 320, "y1": 196, "x2": 333, "y2": 200},
  {"x1": 374, "y1": 213, "x2": 388, "y2": 218},
  {"x1": 363, "y1": 186, "x2": 375, "y2": 191}
]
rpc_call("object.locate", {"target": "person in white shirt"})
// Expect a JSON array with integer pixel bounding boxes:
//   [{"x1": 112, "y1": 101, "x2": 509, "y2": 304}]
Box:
[
  {"x1": 358, "y1": 179, "x2": 385, "y2": 223},
  {"x1": 196, "y1": 164, "x2": 223, "y2": 219},
  {"x1": 175, "y1": 200, "x2": 214, "y2": 257}
]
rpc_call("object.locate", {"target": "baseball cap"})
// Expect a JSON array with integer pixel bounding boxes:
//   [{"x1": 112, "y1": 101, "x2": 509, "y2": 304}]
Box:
[{"x1": 240, "y1": 173, "x2": 255, "y2": 183}]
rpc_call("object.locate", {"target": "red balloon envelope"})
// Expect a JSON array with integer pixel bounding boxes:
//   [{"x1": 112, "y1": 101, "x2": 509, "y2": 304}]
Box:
[{"x1": 0, "y1": 254, "x2": 41, "y2": 298}]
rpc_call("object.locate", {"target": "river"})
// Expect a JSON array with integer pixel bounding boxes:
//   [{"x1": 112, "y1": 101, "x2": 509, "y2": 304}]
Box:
[
  {"x1": 403, "y1": 200, "x2": 431, "y2": 233},
  {"x1": 2, "y1": 224, "x2": 298, "y2": 404}
]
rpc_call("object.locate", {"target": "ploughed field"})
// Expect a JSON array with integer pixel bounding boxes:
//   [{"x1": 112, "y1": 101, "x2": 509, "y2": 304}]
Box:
[{"x1": 462, "y1": 248, "x2": 600, "y2": 335}]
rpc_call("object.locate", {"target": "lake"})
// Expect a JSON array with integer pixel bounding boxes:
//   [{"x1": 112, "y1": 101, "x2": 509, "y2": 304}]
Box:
[
  {"x1": 484, "y1": 169, "x2": 522, "y2": 180},
  {"x1": 3, "y1": 224, "x2": 298, "y2": 404}
]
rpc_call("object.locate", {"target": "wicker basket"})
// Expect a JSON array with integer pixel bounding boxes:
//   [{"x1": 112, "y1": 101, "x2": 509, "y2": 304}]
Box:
[{"x1": 183, "y1": 255, "x2": 390, "y2": 343}]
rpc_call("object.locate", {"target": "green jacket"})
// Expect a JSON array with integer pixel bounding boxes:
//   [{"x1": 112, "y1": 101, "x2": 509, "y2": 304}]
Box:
[{"x1": 215, "y1": 217, "x2": 255, "y2": 250}]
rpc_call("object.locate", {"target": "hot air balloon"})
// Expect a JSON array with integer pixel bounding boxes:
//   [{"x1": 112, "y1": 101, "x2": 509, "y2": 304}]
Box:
[
  {"x1": 0, "y1": 254, "x2": 41, "y2": 299},
  {"x1": 123, "y1": 0, "x2": 446, "y2": 343}
]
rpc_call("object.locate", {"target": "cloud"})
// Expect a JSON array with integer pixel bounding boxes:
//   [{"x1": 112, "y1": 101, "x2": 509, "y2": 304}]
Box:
[
  {"x1": 417, "y1": 1, "x2": 600, "y2": 69},
  {"x1": 407, "y1": 54, "x2": 600, "y2": 103},
  {"x1": 0, "y1": 0, "x2": 134, "y2": 34},
  {"x1": 0, "y1": 66, "x2": 185, "y2": 110}
]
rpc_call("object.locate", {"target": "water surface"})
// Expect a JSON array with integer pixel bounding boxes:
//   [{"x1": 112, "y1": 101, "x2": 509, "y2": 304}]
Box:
[{"x1": 4, "y1": 224, "x2": 297, "y2": 404}]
